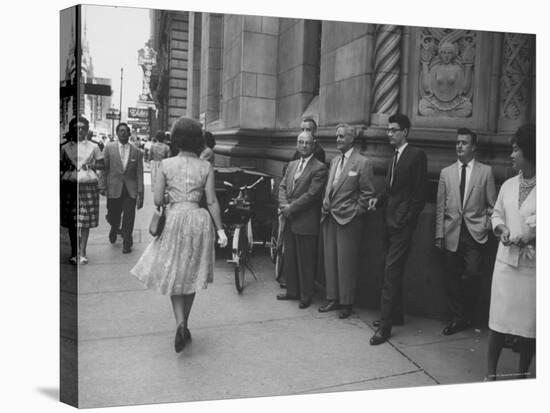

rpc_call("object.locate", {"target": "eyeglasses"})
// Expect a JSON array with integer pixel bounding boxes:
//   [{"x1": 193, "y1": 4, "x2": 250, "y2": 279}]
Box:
[{"x1": 386, "y1": 128, "x2": 403, "y2": 135}]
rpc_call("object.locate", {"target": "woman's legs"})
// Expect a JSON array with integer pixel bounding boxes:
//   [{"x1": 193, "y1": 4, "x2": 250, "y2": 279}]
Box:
[
  {"x1": 487, "y1": 329, "x2": 505, "y2": 380},
  {"x1": 79, "y1": 227, "x2": 90, "y2": 258},
  {"x1": 518, "y1": 337, "x2": 536, "y2": 378},
  {"x1": 68, "y1": 224, "x2": 78, "y2": 258},
  {"x1": 170, "y1": 295, "x2": 185, "y2": 326},
  {"x1": 183, "y1": 293, "x2": 196, "y2": 331}
]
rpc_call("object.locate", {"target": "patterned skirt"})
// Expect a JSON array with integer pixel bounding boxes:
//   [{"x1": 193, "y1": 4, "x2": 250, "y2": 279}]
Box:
[
  {"x1": 131, "y1": 202, "x2": 215, "y2": 295},
  {"x1": 78, "y1": 182, "x2": 100, "y2": 228}
]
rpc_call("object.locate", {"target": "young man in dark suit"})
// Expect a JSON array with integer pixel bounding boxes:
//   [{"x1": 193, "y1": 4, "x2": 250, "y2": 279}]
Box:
[
  {"x1": 277, "y1": 131, "x2": 328, "y2": 308},
  {"x1": 368, "y1": 114, "x2": 428, "y2": 345},
  {"x1": 100, "y1": 122, "x2": 144, "y2": 254}
]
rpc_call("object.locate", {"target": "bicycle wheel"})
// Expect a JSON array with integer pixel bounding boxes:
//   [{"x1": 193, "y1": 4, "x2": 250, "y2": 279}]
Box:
[
  {"x1": 275, "y1": 244, "x2": 284, "y2": 281},
  {"x1": 269, "y1": 219, "x2": 278, "y2": 263},
  {"x1": 232, "y1": 226, "x2": 247, "y2": 293}
]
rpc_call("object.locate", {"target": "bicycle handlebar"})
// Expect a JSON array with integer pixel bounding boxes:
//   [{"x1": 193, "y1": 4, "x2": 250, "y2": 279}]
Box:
[{"x1": 223, "y1": 177, "x2": 265, "y2": 192}]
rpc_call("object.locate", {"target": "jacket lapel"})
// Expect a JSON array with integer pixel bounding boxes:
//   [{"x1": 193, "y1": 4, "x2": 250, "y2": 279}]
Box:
[
  {"x1": 331, "y1": 149, "x2": 355, "y2": 196},
  {"x1": 326, "y1": 156, "x2": 339, "y2": 198},
  {"x1": 449, "y1": 162, "x2": 462, "y2": 212},
  {"x1": 292, "y1": 158, "x2": 313, "y2": 194},
  {"x1": 287, "y1": 160, "x2": 299, "y2": 194}
]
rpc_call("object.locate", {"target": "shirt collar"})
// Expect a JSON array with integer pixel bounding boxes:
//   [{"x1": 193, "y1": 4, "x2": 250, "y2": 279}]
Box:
[
  {"x1": 395, "y1": 142, "x2": 408, "y2": 155},
  {"x1": 300, "y1": 154, "x2": 314, "y2": 163},
  {"x1": 457, "y1": 158, "x2": 475, "y2": 168},
  {"x1": 342, "y1": 147, "x2": 354, "y2": 159},
  {"x1": 118, "y1": 141, "x2": 129, "y2": 148}
]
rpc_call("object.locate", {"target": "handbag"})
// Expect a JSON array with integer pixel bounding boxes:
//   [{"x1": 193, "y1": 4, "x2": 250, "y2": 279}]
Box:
[{"x1": 149, "y1": 206, "x2": 166, "y2": 237}]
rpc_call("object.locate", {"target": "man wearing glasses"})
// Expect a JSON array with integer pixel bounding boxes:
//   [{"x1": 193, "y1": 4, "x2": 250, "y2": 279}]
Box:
[
  {"x1": 277, "y1": 131, "x2": 328, "y2": 308},
  {"x1": 368, "y1": 114, "x2": 427, "y2": 345}
]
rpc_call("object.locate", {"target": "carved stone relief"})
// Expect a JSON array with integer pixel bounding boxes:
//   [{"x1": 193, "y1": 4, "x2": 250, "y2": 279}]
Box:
[
  {"x1": 500, "y1": 33, "x2": 534, "y2": 121},
  {"x1": 418, "y1": 28, "x2": 476, "y2": 117}
]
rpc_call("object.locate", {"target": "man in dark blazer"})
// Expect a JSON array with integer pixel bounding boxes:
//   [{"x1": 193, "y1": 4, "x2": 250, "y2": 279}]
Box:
[
  {"x1": 319, "y1": 124, "x2": 375, "y2": 319},
  {"x1": 290, "y1": 118, "x2": 326, "y2": 164},
  {"x1": 277, "y1": 131, "x2": 328, "y2": 308},
  {"x1": 435, "y1": 128, "x2": 496, "y2": 335},
  {"x1": 100, "y1": 122, "x2": 144, "y2": 254},
  {"x1": 368, "y1": 114, "x2": 427, "y2": 345}
]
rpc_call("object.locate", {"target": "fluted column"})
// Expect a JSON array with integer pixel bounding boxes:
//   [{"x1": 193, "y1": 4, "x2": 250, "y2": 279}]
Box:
[{"x1": 371, "y1": 25, "x2": 402, "y2": 125}]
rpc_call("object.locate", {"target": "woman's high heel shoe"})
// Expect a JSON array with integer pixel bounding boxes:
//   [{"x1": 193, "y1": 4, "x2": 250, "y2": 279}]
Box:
[{"x1": 174, "y1": 322, "x2": 186, "y2": 353}]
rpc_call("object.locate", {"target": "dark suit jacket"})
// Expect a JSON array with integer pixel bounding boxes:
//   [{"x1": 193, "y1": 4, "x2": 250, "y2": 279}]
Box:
[
  {"x1": 378, "y1": 144, "x2": 427, "y2": 230},
  {"x1": 100, "y1": 141, "x2": 144, "y2": 199},
  {"x1": 435, "y1": 160, "x2": 496, "y2": 252},
  {"x1": 321, "y1": 149, "x2": 375, "y2": 226},
  {"x1": 279, "y1": 157, "x2": 328, "y2": 235}
]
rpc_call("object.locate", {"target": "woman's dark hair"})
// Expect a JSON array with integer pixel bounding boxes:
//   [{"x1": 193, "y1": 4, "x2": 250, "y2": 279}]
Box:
[
  {"x1": 512, "y1": 124, "x2": 536, "y2": 163},
  {"x1": 155, "y1": 129, "x2": 165, "y2": 142},
  {"x1": 170, "y1": 117, "x2": 204, "y2": 153},
  {"x1": 204, "y1": 131, "x2": 216, "y2": 149}
]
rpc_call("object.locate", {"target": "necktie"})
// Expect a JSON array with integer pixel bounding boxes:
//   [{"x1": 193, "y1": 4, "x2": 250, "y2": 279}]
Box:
[
  {"x1": 294, "y1": 158, "x2": 305, "y2": 181},
  {"x1": 334, "y1": 154, "x2": 345, "y2": 184},
  {"x1": 390, "y1": 150, "x2": 399, "y2": 188},
  {"x1": 460, "y1": 163, "x2": 467, "y2": 205}
]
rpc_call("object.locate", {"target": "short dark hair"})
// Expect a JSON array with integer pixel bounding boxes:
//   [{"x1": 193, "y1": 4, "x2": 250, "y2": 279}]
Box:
[
  {"x1": 204, "y1": 131, "x2": 216, "y2": 149},
  {"x1": 512, "y1": 124, "x2": 536, "y2": 163},
  {"x1": 457, "y1": 128, "x2": 477, "y2": 146},
  {"x1": 301, "y1": 117, "x2": 317, "y2": 134},
  {"x1": 116, "y1": 122, "x2": 130, "y2": 134},
  {"x1": 71, "y1": 116, "x2": 89, "y2": 129},
  {"x1": 155, "y1": 129, "x2": 165, "y2": 142},
  {"x1": 171, "y1": 117, "x2": 204, "y2": 153},
  {"x1": 388, "y1": 113, "x2": 411, "y2": 132}
]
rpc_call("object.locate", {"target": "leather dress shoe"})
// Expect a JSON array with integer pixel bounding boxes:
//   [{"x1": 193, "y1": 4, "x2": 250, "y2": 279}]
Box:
[
  {"x1": 122, "y1": 246, "x2": 132, "y2": 254},
  {"x1": 339, "y1": 305, "x2": 352, "y2": 319},
  {"x1": 372, "y1": 316, "x2": 404, "y2": 328},
  {"x1": 442, "y1": 321, "x2": 468, "y2": 336},
  {"x1": 369, "y1": 329, "x2": 390, "y2": 346},
  {"x1": 277, "y1": 293, "x2": 297, "y2": 300},
  {"x1": 109, "y1": 228, "x2": 117, "y2": 244},
  {"x1": 184, "y1": 327, "x2": 192, "y2": 342},
  {"x1": 299, "y1": 300, "x2": 312, "y2": 309},
  {"x1": 318, "y1": 301, "x2": 338, "y2": 313}
]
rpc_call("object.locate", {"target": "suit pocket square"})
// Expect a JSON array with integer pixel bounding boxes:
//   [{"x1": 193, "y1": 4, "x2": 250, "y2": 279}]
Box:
[{"x1": 348, "y1": 171, "x2": 358, "y2": 176}]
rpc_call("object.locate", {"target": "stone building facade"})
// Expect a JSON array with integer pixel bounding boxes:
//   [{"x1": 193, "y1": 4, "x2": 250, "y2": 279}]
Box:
[{"x1": 150, "y1": 11, "x2": 536, "y2": 321}]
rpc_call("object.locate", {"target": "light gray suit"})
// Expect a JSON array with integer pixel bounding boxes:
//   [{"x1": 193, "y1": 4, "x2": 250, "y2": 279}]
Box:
[
  {"x1": 321, "y1": 149, "x2": 374, "y2": 305},
  {"x1": 435, "y1": 159, "x2": 496, "y2": 324}
]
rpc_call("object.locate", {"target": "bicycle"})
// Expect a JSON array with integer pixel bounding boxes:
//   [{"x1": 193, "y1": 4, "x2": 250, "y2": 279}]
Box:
[{"x1": 222, "y1": 177, "x2": 266, "y2": 293}]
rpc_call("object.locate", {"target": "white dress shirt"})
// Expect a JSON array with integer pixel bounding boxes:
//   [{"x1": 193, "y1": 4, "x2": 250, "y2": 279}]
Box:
[
  {"x1": 119, "y1": 141, "x2": 130, "y2": 170},
  {"x1": 333, "y1": 147, "x2": 353, "y2": 184},
  {"x1": 457, "y1": 158, "x2": 475, "y2": 207}
]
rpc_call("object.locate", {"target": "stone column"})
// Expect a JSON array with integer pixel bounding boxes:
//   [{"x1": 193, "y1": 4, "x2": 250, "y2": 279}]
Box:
[
  {"x1": 498, "y1": 33, "x2": 535, "y2": 132},
  {"x1": 200, "y1": 13, "x2": 224, "y2": 127},
  {"x1": 371, "y1": 25, "x2": 402, "y2": 125},
  {"x1": 186, "y1": 12, "x2": 201, "y2": 120}
]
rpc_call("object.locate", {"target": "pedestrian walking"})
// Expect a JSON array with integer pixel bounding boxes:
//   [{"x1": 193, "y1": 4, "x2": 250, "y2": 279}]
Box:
[
  {"x1": 149, "y1": 129, "x2": 171, "y2": 193},
  {"x1": 131, "y1": 117, "x2": 228, "y2": 353}
]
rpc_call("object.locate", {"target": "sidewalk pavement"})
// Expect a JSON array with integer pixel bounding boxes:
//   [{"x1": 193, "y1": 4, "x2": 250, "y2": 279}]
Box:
[{"x1": 66, "y1": 177, "x2": 535, "y2": 408}]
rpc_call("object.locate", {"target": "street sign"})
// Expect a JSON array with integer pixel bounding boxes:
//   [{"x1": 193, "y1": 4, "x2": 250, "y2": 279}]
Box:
[
  {"x1": 128, "y1": 119, "x2": 149, "y2": 127},
  {"x1": 128, "y1": 107, "x2": 149, "y2": 119},
  {"x1": 106, "y1": 113, "x2": 121, "y2": 120}
]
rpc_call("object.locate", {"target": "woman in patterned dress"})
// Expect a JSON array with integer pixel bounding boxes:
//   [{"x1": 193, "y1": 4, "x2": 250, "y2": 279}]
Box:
[
  {"x1": 60, "y1": 117, "x2": 103, "y2": 264},
  {"x1": 131, "y1": 117, "x2": 228, "y2": 353},
  {"x1": 486, "y1": 124, "x2": 536, "y2": 380}
]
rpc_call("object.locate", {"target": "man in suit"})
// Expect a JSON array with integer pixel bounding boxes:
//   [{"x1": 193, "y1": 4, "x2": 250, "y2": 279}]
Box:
[
  {"x1": 435, "y1": 128, "x2": 496, "y2": 335},
  {"x1": 291, "y1": 118, "x2": 326, "y2": 164},
  {"x1": 318, "y1": 124, "x2": 375, "y2": 319},
  {"x1": 100, "y1": 122, "x2": 144, "y2": 254},
  {"x1": 368, "y1": 114, "x2": 427, "y2": 345},
  {"x1": 277, "y1": 131, "x2": 328, "y2": 308}
]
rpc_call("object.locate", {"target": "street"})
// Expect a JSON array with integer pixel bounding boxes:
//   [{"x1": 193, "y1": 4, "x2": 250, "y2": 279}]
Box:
[{"x1": 67, "y1": 174, "x2": 534, "y2": 408}]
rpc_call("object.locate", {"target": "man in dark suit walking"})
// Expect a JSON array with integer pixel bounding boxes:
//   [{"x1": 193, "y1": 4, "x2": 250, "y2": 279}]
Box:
[
  {"x1": 277, "y1": 131, "x2": 328, "y2": 308},
  {"x1": 435, "y1": 128, "x2": 496, "y2": 335},
  {"x1": 100, "y1": 122, "x2": 144, "y2": 254},
  {"x1": 319, "y1": 124, "x2": 375, "y2": 319},
  {"x1": 368, "y1": 114, "x2": 427, "y2": 345}
]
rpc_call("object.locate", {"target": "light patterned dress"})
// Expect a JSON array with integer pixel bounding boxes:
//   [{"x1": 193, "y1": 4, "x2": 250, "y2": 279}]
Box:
[{"x1": 131, "y1": 154, "x2": 216, "y2": 295}]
